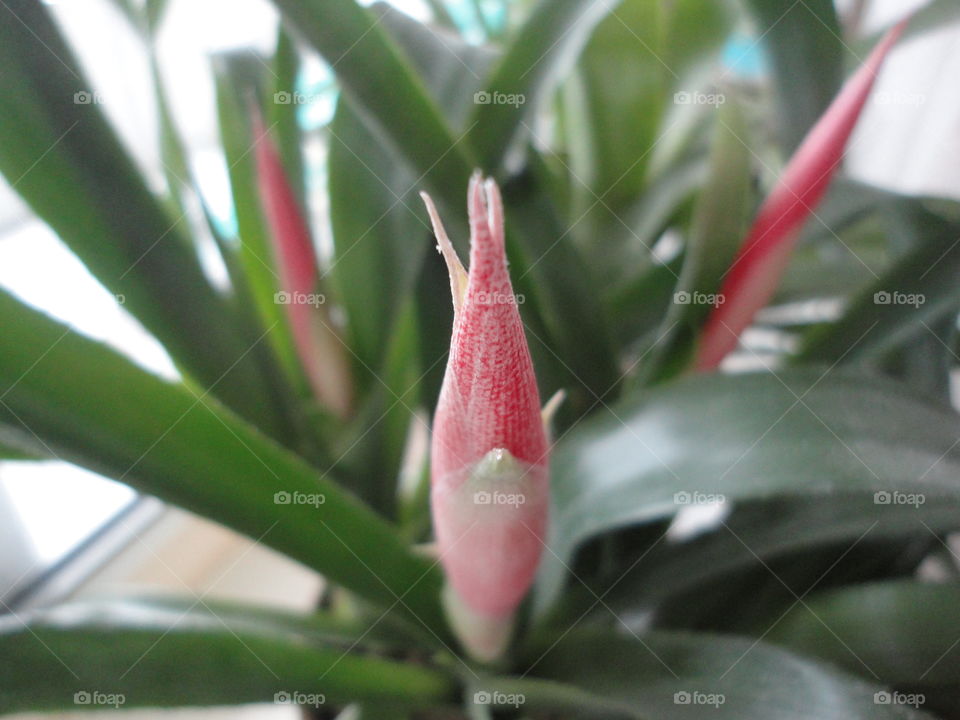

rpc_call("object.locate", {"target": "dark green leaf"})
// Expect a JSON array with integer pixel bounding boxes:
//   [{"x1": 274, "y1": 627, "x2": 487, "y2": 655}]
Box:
[
  {"x1": 535, "y1": 369, "x2": 960, "y2": 615},
  {"x1": 270, "y1": 0, "x2": 475, "y2": 214},
  {"x1": 525, "y1": 630, "x2": 932, "y2": 718},
  {"x1": 743, "y1": 0, "x2": 843, "y2": 153},
  {"x1": 799, "y1": 210, "x2": 960, "y2": 364},
  {"x1": 766, "y1": 580, "x2": 960, "y2": 690}
]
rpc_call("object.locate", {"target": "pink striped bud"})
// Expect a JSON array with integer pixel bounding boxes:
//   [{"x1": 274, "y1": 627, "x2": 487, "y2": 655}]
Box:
[
  {"x1": 252, "y1": 112, "x2": 352, "y2": 416},
  {"x1": 695, "y1": 19, "x2": 907, "y2": 370},
  {"x1": 421, "y1": 174, "x2": 550, "y2": 662}
]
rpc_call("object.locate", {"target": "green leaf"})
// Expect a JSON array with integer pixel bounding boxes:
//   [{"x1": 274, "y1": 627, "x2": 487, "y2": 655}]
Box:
[
  {"x1": 500, "y1": 162, "x2": 620, "y2": 413},
  {"x1": 566, "y1": 0, "x2": 731, "y2": 224},
  {"x1": 0, "y1": 0, "x2": 284, "y2": 436},
  {"x1": 535, "y1": 369, "x2": 960, "y2": 615},
  {"x1": 0, "y1": 289, "x2": 445, "y2": 635},
  {"x1": 799, "y1": 209, "x2": 960, "y2": 364},
  {"x1": 213, "y1": 53, "x2": 308, "y2": 397},
  {"x1": 525, "y1": 630, "x2": 932, "y2": 718},
  {"x1": 766, "y1": 581, "x2": 960, "y2": 690},
  {"x1": 743, "y1": 0, "x2": 844, "y2": 154},
  {"x1": 268, "y1": 29, "x2": 309, "y2": 215},
  {"x1": 0, "y1": 597, "x2": 455, "y2": 713},
  {"x1": 467, "y1": 0, "x2": 612, "y2": 172},
  {"x1": 270, "y1": 0, "x2": 474, "y2": 213},
  {"x1": 639, "y1": 100, "x2": 752, "y2": 384},
  {"x1": 326, "y1": 3, "x2": 495, "y2": 381},
  {"x1": 599, "y1": 495, "x2": 960, "y2": 626}
]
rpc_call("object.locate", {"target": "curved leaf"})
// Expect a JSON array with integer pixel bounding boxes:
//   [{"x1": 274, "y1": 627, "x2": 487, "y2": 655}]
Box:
[
  {"x1": 799, "y1": 209, "x2": 960, "y2": 365},
  {"x1": 601, "y1": 496, "x2": 960, "y2": 623},
  {"x1": 524, "y1": 630, "x2": 933, "y2": 718},
  {"x1": 766, "y1": 581, "x2": 960, "y2": 690},
  {"x1": 535, "y1": 369, "x2": 960, "y2": 615}
]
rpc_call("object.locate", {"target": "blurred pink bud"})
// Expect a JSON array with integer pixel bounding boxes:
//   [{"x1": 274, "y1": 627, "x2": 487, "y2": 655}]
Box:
[
  {"x1": 421, "y1": 174, "x2": 549, "y2": 662},
  {"x1": 695, "y1": 20, "x2": 907, "y2": 371},
  {"x1": 253, "y1": 112, "x2": 352, "y2": 416}
]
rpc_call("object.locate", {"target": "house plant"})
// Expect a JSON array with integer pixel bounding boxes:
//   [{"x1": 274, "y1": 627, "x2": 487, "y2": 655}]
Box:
[{"x1": 1, "y1": 0, "x2": 960, "y2": 717}]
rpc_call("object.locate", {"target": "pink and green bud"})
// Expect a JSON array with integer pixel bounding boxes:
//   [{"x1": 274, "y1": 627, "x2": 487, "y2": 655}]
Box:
[
  {"x1": 253, "y1": 113, "x2": 352, "y2": 416},
  {"x1": 695, "y1": 20, "x2": 907, "y2": 370},
  {"x1": 421, "y1": 174, "x2": 550, "y2": 662}
]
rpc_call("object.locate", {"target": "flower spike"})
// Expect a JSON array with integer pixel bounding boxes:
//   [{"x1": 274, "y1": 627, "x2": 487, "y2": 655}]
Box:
[
  {"x1": 694, "y1": 19, "x2": 908, "y2": 371},
  {"x1": 252, "y1": 110, "x2": 352, "y2": 416},
  {"x1": 424, "y1": 175, "x2": 550, "y2": 662}
]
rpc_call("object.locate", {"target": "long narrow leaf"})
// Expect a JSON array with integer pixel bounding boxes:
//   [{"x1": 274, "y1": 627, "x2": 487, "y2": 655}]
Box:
[
  {"x1": 0, "y1": 597, "x2": 455, "y2": 713},
  {"x1": 0, "y1": 0, "x2": 284, "y2": 436},
  {"x1": 0, "y1": 289, "x2": 446, "y2": 635}
]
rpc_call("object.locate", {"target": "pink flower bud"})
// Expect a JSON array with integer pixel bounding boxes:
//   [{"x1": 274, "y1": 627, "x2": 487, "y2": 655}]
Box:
[
  {"x1": 421, "y1": 175, "x2": 549, "y2": 662},
  {"x1": 253, "y1": 112, "x2": 352, "y2": 416},
  {"x1": 695, "y1": 19, "x2": 907, "y2": 371}
]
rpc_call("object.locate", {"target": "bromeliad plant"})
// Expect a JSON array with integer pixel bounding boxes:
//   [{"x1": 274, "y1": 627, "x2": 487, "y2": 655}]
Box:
[{"x1": 2, "y1": 0, "x2": 960, "y2": 718}]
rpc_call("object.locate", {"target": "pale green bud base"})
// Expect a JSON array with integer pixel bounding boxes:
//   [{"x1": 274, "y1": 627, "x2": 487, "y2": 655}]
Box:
[{"x1": 442, "y1": 582, "x2": 514, "y2": 664}]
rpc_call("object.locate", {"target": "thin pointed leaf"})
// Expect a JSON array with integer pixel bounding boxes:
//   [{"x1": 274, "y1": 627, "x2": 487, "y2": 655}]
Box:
[
  {"x1": 270, "y1": 0, "x2": 474, "y2": 210},
  {"x1": 640, "y1": 100, "x2": 751, "y2": 384},
  {"x1": 0, "y1": 289, "x2": 446, "y2": 634},
  {"x1": 0, "y1": 0, "x2": 284, "y2": 435},
  {"x1": 0, "y1": 597, "x2": 455, "y2": 713},
  {"x1": 743, "y1": 0, "x2": 844, "y2": 154},
  {"x1": 467, "y1": 0, "x2": 611, "y2": 172}
]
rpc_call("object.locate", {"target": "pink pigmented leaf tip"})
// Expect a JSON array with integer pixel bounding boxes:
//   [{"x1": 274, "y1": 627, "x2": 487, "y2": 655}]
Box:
[{"x1": 694, "y1": 19, "x2": 907, "y2": 371}]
